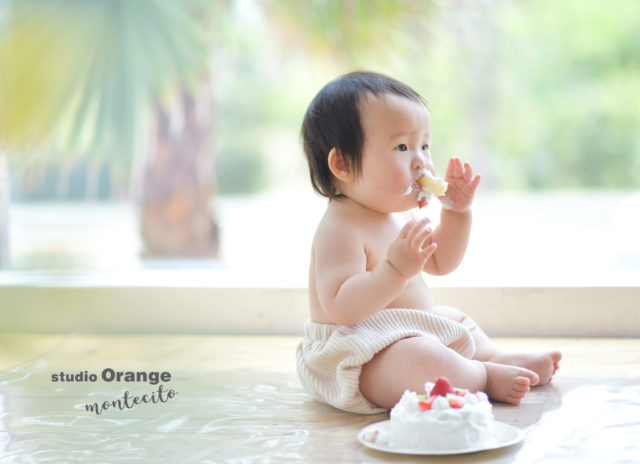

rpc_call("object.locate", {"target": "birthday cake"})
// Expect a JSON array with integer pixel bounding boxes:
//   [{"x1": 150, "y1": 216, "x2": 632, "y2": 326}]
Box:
[
  {"x1": 416, "y1": 172, "x2": 448, "y2": 208},
  {"x1": 389, "y1": 377, "x2": 494, "y2": 450}
]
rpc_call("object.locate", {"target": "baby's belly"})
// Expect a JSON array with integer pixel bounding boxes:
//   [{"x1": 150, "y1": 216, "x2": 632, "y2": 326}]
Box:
[
  {"x1": 308, "y1": 275, "x2": 435, "y2": 323},
  {"x1": 387, "y1": 276, "x2": 434, "y2": 311}
]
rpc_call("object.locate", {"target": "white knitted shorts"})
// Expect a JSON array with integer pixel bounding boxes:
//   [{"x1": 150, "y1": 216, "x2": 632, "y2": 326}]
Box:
[{"x1": 296, "y1": 308, "x2": 476, "y2": 414}]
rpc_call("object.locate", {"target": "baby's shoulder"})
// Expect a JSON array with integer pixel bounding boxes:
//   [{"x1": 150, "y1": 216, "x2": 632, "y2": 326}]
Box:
[
  {"x1": 314, "y1": 202, "x2": 363, "y2": 240},
  {"x1": 313, "y1": 201, "x2": 399, "y2": 252}
]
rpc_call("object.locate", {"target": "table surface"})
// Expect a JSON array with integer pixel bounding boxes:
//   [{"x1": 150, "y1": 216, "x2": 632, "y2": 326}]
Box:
[{"x1": 0, "y1": 334, "x2": 639, "y2": 463}]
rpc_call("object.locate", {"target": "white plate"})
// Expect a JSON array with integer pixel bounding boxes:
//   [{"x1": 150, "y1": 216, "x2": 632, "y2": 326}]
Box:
[{"x1": 357, "y1": 420, "x2": 525, "y2": 456}]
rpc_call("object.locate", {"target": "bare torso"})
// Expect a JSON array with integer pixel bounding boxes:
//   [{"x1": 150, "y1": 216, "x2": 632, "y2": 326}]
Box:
[{"x1": 308, "y1": 200, "x2": 435, "y2": 324}]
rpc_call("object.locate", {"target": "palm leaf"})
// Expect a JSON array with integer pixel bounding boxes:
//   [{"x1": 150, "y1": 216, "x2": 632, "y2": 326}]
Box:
[{"x1": 0, "y1": 0, "x2": 210, "y2": 175}]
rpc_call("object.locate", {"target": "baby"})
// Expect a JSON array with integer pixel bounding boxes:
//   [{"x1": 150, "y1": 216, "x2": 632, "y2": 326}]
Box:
[{"x1": 296, "y1": 71, "x2": 561, "y2": 414}]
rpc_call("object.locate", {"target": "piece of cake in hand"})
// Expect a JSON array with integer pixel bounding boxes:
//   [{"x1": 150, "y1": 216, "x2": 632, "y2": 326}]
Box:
[
  {"x1": 416, "y1": 172, "x2": 448, "y2": 208},
  {"x1": 389, "y1": 377, "x2": 494, "y2": 450}
]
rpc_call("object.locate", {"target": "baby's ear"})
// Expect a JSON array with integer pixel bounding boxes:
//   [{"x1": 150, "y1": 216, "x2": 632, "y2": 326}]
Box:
[{"x1": 328, "y1": 148, "x2": 355, "y2": 183}]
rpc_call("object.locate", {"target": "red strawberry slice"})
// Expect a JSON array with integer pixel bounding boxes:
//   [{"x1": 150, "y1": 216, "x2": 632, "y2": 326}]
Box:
[
  {"x1": 430, "y1": 377, "x2": 454, "y2": 397},
  {"x1": 417, "y1": 395, "x2": 438, "y2": 411},
  {"x1": 418, "y1": 197, "x2": 427, "y2": 208},
  {"x1": 448, "y1": 397, "x2": 464, "y2": 409}
]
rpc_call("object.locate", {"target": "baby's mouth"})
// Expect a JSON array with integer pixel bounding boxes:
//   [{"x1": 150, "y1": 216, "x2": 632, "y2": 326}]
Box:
[
  {"x1": 403, "y1": 172, "x2": 428, "y2": 195},
  {"x1": 403, "y1": 182, "x2": 420, "y2": 196}
]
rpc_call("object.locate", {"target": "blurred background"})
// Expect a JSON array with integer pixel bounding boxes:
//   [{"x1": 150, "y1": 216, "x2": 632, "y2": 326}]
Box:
[{"x1": 0, "y1": 0, "x2": 638, "y2": 286}]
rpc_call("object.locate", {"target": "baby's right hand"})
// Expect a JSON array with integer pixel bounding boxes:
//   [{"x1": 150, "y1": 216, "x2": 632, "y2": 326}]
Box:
[{"x1": 386, "y1": 218, "x2": 437, "y2": 279}]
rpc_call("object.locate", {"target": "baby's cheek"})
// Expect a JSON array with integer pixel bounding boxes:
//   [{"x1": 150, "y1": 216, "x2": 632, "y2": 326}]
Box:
[
  {"x1": 391, "y1": 169, "x2": 413, "y2": 188},
  {"x1": 392, "y1": 179, "x2": 412, "y2": 197}
]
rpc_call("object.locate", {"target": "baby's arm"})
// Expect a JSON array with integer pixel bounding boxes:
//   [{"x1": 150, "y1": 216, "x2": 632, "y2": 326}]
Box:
[
  {"x1": 425, "y1": 209, "x2": 472, "y2": 275},
  {"x1": 315, "y1": 218, "x2": 436, "y2": 325},
  {"x1": 424, "y1": 157, "x2": 481, "y2": 275}
]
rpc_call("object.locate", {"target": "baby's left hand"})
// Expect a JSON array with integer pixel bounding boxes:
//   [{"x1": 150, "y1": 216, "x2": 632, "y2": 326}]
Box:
[{"x1": 440, "y1": 157, "x2": 481, "y2": 212}]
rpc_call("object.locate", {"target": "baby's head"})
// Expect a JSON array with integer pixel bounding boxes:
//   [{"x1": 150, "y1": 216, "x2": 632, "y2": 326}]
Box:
[{"x1": 301, "y1": 71, "x2": 427, "y2": 199}]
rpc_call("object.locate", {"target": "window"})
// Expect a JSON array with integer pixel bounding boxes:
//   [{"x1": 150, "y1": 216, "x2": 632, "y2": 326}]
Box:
[{"x1": 2, "y1": 0, "x2": 638, "y2": 290}]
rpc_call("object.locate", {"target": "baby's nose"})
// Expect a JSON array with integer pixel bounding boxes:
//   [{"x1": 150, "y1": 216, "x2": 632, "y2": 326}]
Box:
[{"x1": 411, "y1": 151, "x2": 427, "y2": 170}]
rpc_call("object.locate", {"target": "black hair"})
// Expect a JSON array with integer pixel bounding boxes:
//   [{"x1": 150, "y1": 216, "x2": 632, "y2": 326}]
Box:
[{"x1": 301, "y1": 71, "x2": 427, "y2": 199}]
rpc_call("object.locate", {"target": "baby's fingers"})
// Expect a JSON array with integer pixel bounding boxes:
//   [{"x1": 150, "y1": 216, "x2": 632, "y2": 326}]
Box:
[
  {"x1": 463, "y1": 162, "x2": 474, "y2": 183},
  {"x1": 411, "y1": 223, "x2": 433, "y2": 251},
  {"x1": 399, "y1": 219, "x2": 417, "y2": 239},
  {"x1": 447, "y1": 157, "x2": 464, "y2": 179},
  {"x1": 407, "y1": 218, "x2": 430, "y2": 244},
  {"x1": 421, "y1": 242, "x2": 438, "y2": 260},
  {"x1": 470, "y1": 173, "x2": 482, "y2": 191}
]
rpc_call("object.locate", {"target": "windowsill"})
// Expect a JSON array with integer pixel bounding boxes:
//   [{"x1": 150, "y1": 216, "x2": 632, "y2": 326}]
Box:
[
  {"x1": 1, "y1": 267, "x2": 639, "y2": 288},
  {"x1": 1, "y1": 269, "x2": 638, "y2": 337}
]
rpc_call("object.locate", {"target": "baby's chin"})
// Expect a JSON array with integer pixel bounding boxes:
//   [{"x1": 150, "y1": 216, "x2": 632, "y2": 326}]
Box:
[
  {"x1": 399, "y1": 187, "x2": 422, "y2": 208},
  {"x1": 355, "y1": 187, "x2": 419, "y2": 213},
  {"x1": 392, "y1": 195, "x2": 421, "y2": 213},
  {"x1": 374, "y1": 198, "x2": 414, "y2": 215}
]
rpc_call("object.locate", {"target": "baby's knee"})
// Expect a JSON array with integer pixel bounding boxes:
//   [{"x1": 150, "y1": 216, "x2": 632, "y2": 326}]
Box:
[{"x1": 409, "y1": 336, "x2": 460, "y2": 373}]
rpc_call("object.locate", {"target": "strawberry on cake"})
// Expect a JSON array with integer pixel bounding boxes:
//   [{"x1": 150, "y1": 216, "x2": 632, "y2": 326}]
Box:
[{"x1": 389, "y1": 377, "x2": 494, "y2": 450}]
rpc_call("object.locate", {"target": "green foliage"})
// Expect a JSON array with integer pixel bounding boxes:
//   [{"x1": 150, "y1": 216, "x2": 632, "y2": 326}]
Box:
[
  {"x1": 267, "y1": 0, "x2": 639, "y2": 190},
  {"x1": 484, "y1": 0, "x2": 640, "y2": 189},
  {"x1": 0, "y1": 0, "x2": 210, "y2": 172},
  {"x1": 267, "y1": 0, "x2": 434, "y2": 67},
  {"x1": 3, "y1": 0, "x2": 639, "y2": 198},
  {"x1": 214, "y1": 58, "x2": 269, "y2": 194}
]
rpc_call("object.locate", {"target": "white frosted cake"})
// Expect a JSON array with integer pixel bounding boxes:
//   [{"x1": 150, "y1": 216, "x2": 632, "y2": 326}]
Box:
[{"x1": 389, "y1": 377, "x2": 494, "y2": 450}]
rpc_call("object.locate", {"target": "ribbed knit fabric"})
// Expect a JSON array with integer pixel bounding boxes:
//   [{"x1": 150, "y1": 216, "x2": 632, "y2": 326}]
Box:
[{"x1": 296, "y1": 308, "x2": 476, "y2": 414}]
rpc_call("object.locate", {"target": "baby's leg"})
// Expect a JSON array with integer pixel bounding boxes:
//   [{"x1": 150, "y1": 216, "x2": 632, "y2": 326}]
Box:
[
  {"x1": 359, "y1": 335, "x2": 539, "y2": 409},
  {"x1": 431, "y1": 306, "x2": 562, "y2": 384}
]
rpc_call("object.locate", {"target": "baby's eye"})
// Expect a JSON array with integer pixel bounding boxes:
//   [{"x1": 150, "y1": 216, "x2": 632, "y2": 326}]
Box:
[
  {"x1": 395, "y1": 144, "x2": 408, "y2": 151},
  {"x1": 421, "y1": 144, "x2": 430, "y2": 151}
]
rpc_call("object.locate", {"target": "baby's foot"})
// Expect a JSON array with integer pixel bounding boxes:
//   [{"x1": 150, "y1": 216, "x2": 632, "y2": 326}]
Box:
[
  {"x1": 489, "y1": 351, "x2": 562, "y2": 385},
  {"x1": 483, "y1": 362, "x2": 539, "y2": 405}
]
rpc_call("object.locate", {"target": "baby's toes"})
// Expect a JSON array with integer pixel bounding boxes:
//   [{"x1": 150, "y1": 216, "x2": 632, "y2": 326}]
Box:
[
  {"x1": 506, "y1": 393, "x2": 525, "y2": 405},
  {"x1": 506, "y1": 390, "x2": 527, "y2": 404},
  {"x1": 513, "y1": 377, "x2": 532, "y2": 393},
  {"x1": 551, "y1": 351, "x2": 562, "y2": 374},
  {"x1": 507, "y1": 376, "x2": 533, "y2": 404},
  {"x1": 523, "y1": 370, "x2": 539, "y2": 387}
]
